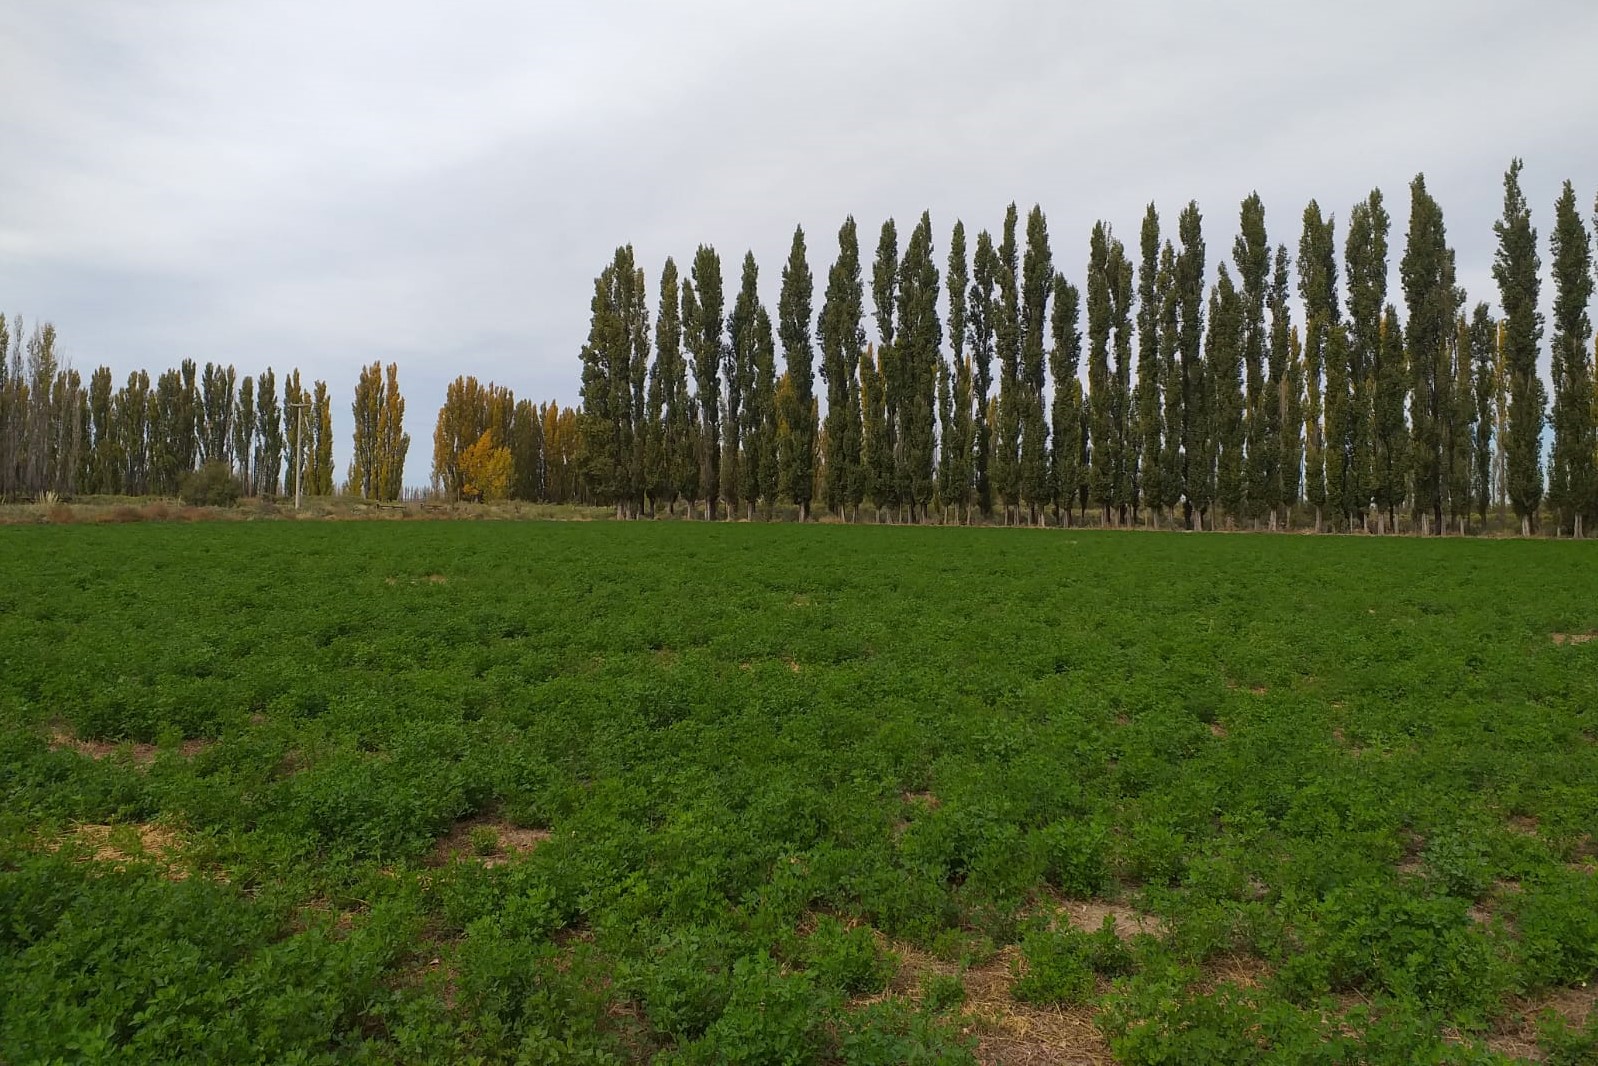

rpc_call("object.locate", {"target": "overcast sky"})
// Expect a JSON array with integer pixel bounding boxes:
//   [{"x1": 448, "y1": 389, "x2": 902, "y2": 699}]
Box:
[{"x1": 3, "y1": 0, "x2": 1596, "y2": 488}]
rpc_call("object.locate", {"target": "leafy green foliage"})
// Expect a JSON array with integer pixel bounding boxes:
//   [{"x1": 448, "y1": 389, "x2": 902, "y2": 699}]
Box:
[
  {"x1": 179, "y1": 460, "x2": 242, "y2": 506},
  {"x1": 2, "y1": 523, "x2": 1595, "y2": 1060}
]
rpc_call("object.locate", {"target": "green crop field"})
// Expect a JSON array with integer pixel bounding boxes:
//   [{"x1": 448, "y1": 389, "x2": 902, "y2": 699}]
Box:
[{"x1": 2, "y1": 523, "x2": 1597, "y2": 1065}]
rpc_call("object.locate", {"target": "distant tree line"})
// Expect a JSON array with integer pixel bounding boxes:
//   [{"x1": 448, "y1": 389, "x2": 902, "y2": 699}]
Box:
[
  {"x1": 575, "y1": 161, "x2": 1598, "y2": 535},
  {"x1": 0, "y1": 336, "x2": 413, "y2": 501}
]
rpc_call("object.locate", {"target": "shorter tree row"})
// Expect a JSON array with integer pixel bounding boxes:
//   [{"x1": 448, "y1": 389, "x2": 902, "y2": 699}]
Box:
[{"x1": 0, "y1": 320, "x2": 414, "y2": 502}]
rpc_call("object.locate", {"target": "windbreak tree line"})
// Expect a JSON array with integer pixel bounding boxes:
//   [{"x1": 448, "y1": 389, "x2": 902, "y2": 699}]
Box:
[
  {"x1": 574, "y1": 162, "x2": 1598, "y2": 534},
  {"x1": 0, "y1": 339, "x2": 412, "y2": 501}
]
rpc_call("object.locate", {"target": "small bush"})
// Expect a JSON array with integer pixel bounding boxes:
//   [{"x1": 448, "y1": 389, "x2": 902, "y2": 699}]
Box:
[
  {"x1": 180, "y1": 462, "x2": 241, "y2": 507},
  {"x1": 804, "y1": 916, "x2": 896, "y2": 996},
  {"x1": 922, "y1": 972, "x2": 966, "y2": 1013},
  {"x1": 1012, "y1": 928, "x2": 1096, "y2": 1005}
]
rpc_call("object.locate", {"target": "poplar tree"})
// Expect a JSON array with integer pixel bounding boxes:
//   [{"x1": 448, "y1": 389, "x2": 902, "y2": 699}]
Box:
[
  {"x1": 1235, "y1": 194, "x2": 1271, "y2": 523},
  {"x1": 1298, "y1": 202, "x2": 1338, "y2": 531},
  {"x1": 748, "y1": 305, "x2": 778, "y2": 513},
  {"x1": 647, "y1": 257, "x2": 692, "y2": 513},
  {"x1": 1209, "y1": 265, "x2": 1245, "y2": 524},
  {"x1": 1404, "y1": 173, "x2": 1464, "y2": 534},
  {"x1": 779, "y1": 225, "x2": 818, "y2": 520},
  {"x1": 1108, "y1": 231, "x2": 1135, "y2": 523},
  {"x1": 1157, "y1": 241, "x2": 1183, "y2": 522},
  {"x1": 993, "y1": 205, "x2": 1022, "y2": 522},
  {"x1": 946, "y1": 220, "x2": 972, "y2": 520},
  {"x1": 284, "y1": 369, "x2": 306, "y2": 500},
  {"x1": 1048, "y1": 272, "x2": 1083, "y2": 525},
  {"x1": 1491, "y1": 162, "x2": 1544, "y2": 535},
  {"x1": 859, "y1": 345, "x2": 891, "y2": 519},
  {"x1": 1550, "y1": 181, "x2": 1595, "y2": 535},
  {"x1": 1019, "y1": 206, "x2": 1052, "y2": 522},
  {"x1": 376, "y1": 364, "x2": 409, "y2": 501},
  {"x1": 578, "y1": 248, "x2": 648, "y2": 513},
  {"x1": 871, "y1": 220, "x2": 901, "y2": 516},
  {"x1": 968, "y1": 229, "x2": 998, "y2": 517},
  {"x1": 1347, "y1": 192, "x2": 1398, "y2": 530},
  {"x1": 1345, "y1": 190, "x2": 1389, "y2": 528},
  {"x1": 1446, "y1": 316, "x2": 1476, "y2": 534},
  {"x1": 1175, "y1": 202, "x2": 1206, "y2": 528},
  {"x1": 820, "y1": 218, "x2": 865, "y2": 518},
  {"x1": 199, "y1": 362, "x2": 235, "y2": 467},
  {"x1": 118, "y1": 370, "x2": 152, "y2": 495},
  {"x1": 1372, "y1": 309, "x2": 1409, "y2": 532},
  {"x1": 1469, "y1": 304, "x2": 1498, "y2": 525},
  {"x1": 1264, "y1": 245, "x2": 1296, "y2": 528},
  {"x1": 685, "y1": 246, "x2": 725, "y2": 518},
  {"x1": 724, "y1": 251, "x2": 760, "y2": 514},
  {"x1": 509, "y1": 398, "x2": 543, "y2": 501},
  {"x1": 233, "y1": 376, "x2": 255, "y2": 492},
  {"x1": 256, "y1": 367, "x2": 282, "y2": 496},
  {"x1": 1087, "y1": 221, "x2": 1114, "y2": 522},
  {"x1": 310, "y1": 380, "x2": 334, "y2": 495},
  {"x1": 1136, "y1": 205, "x2": 1164, "y2": 525},
  {"x1": 900, "y1": 212, "x2": 942, "y2": 519}
]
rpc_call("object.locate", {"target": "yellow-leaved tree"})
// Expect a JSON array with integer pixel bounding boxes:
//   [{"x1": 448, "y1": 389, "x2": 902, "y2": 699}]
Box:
[{"x1": 458, "y1": 429, "x2": 512, "y2": 502}]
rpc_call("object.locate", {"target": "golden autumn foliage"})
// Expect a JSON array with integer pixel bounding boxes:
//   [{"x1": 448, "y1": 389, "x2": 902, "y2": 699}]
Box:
[{"x1": 458, "y1": 430, "x2": 512, "y2": 501}]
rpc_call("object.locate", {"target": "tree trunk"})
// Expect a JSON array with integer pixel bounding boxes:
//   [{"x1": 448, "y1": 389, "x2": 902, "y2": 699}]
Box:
[
  {"x1": 1313, "y1": 506, "x2": 1322, "y2": 534},
  {"x1": 1521, "y1": 514, "x2": 1531, "y2": 537}
]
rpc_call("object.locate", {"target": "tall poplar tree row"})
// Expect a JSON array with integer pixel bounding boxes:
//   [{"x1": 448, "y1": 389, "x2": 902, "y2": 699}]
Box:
[
  {"x1": 1156, "y1": 242, "x2": 1183, "y2": 524},
  {"x1": 945, "y1": 220, "x2": 973, "y2": 522},
  {"x1": 1208, "y1": 265, "x2": 1244, "y2": 524},
  {"x1": 1018, "y1": 206, "x2": 1052, "y2": 523},
  {"x1": 1549, "y1": 181, "x2": 1594, "y2": 536},
  {"x1": 1174, "y1": 203, "x2": 1207, "y2": 529},
  {"x1": 779, "y1": 225, "x2": 817, "y2": 520},
  {"x1": 1235, "y1": 194, "x2": 1271, "y2": 524},
  {"x1": 896, "y1": 212, "x2": 941, "y2": 521},
  {"x1": 1136, "y1": 206, "x2": 1164, "y2": 526},
  {"x1": 578, "y1": 246, "x2": 648, "y2": 516},
  {"x1": 1348, "y1": 191, "x2": 1401, "y2": 531},
  {"x1": 819, "y1": 217, "x2": 864, "y2": 519},
  {"x1": 1268, "y1": 246, "x2": 1303, "y2": 528},
  {"x1": 993, "y1": 205, "x2": 1022, "y2": 523},
  {"x1": 968, "y1": 229, "x2": 998, "y2": 518},
  {"x1": 1404, "y1": 174, "x2": 1464, "y2": 535},
  {"x1": 685, "y1": 246, "x2": 725, "y2": 519},
  {"x1": 1469, "y1": 304, "x2": 1498, "y2": 525},
  {"x1": 1298, "y1": 202, "x2": 1338, "y2": 531},
  {"x1": 870, "y1": 220, "x2": 900, "y2": 519},
  {"x1": 1492, "y1": 161, "x2": 1544, "y2": 537},
  {"x1": 723, "y1": 252, "x2": 760, "y2": 516},
  {"x1": 1048, "y1": 272, "x2": 1083, "y2": 525}
]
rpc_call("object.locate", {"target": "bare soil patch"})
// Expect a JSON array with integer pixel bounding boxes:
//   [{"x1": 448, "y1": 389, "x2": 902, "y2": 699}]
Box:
[
  {"x1": 1551, "y1": 632, "x2": 1596, "y2": 646},
  {"x1": 858, "y1": 939, "x2": 1113, "y2": 1066},
  {"x1": 47, "y1": 725, "x2": 211, "y2": 767},
  {"x1": 429, "y1": 815, "x2": 551, "y2": 867}
]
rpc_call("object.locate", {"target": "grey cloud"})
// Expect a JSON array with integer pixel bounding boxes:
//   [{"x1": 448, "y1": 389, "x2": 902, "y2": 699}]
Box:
[{"x1": 2, "y1": 0, "x2": 1596, "y2": 486}]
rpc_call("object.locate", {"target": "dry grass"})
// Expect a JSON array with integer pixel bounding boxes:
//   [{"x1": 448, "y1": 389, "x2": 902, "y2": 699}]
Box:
[
  {"x1": 1487, "y1": 982, "x2": 1598, "y2": 1061},
  {"x1": 51, "y1": 822, "x2": 188, "y2": 880},
  {"x1": 1551, "y1": 632, "x2": 1597, "y2": 646}
]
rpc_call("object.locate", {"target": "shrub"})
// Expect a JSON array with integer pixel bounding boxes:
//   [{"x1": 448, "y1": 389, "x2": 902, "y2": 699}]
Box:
[
  {"x1": 803, "y1": 917, "x2": 896, "y2": 996},
  {"x1": 180, "y1": 461, "x2": 241, "y2": 506},
  {"x1": 1012, "y1": 928, "x2": 1096, "y2": 1005}
]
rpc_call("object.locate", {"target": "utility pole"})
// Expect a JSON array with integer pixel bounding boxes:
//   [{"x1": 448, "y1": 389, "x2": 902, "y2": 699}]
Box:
[{"x1": 288, "y1": 398, "x2": 311, "y2": 510}]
